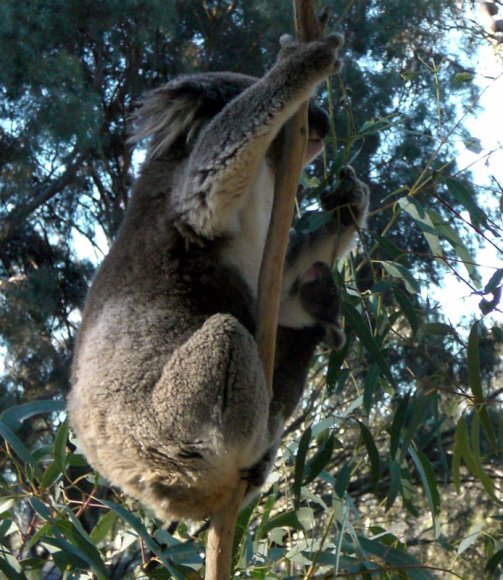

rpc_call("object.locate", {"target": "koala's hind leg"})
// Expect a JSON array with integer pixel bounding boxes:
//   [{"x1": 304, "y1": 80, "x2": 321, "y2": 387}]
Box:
[{"x1": 140, "y1": 314, "x2": 271, "y2": 520}]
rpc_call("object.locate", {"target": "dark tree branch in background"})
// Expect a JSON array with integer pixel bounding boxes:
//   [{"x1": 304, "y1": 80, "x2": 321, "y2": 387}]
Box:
[{"x1": 0, "y1": 153, "x2": 85, "y2": 244}]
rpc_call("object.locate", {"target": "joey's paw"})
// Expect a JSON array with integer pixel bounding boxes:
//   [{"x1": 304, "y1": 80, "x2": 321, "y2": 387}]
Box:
[
  {"x1": 299, "y1": 262, "x2": 345, "y2": 349},
  {"x1": 320, "y1": 165, "x2": 369, "y2": 223},
  {"x1": 277, "y1": 33, "x2": 344, "y2": 78}
]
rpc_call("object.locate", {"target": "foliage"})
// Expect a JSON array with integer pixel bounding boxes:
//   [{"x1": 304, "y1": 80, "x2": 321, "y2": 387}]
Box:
[{"x1": 1, "y1": 0, "x2": 502, "y2": 578}]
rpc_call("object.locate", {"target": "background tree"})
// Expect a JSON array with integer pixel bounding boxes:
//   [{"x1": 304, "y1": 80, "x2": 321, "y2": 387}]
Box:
[{"x1": 1, "y1": 0, "x2": 501, "y2": 578}]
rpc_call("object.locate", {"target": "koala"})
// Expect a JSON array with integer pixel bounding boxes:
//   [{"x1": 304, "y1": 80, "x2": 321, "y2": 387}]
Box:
[{"x1": 68, "y1": 33, "x2": 369, "y2": 522}]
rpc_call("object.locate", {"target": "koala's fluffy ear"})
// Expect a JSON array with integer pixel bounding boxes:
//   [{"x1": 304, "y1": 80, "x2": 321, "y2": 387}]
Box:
[
  {"x1": 129, "y1": 82, "x2": 206, "y2": 160},
  {"x1": 130, "y1": 73, "x2": 257, "y2": 160}
]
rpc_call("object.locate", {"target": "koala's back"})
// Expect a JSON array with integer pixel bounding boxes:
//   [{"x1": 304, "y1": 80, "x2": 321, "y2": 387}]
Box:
[{"x1": 67, "y1": 169, "x2": 261, "y2": 519}]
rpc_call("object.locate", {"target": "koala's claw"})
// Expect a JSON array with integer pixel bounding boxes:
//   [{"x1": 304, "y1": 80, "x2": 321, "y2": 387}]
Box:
[{"x1": 277, "y1": 33, "x2": 344, "y2": 76}]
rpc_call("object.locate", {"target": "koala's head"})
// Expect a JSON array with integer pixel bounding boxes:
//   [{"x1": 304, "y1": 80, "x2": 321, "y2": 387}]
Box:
[{"x1": 130, "y1": 72, "x2": 329, "y2": 164}]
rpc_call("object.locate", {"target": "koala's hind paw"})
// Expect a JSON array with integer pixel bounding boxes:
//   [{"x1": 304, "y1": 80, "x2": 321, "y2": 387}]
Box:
[{"x1": 240, "y1": 448, "x2": 274, "y2": 490}]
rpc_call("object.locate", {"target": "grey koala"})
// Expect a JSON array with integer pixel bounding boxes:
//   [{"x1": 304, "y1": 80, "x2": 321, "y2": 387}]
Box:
[{"x1": 68, "y1": 33, "x2": 369, "y2": 521}]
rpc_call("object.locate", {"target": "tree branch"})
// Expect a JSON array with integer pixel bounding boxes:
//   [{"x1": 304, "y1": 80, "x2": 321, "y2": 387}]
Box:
[{"x1": 0, "y1": 154, "x2": 85, "y2": 243}]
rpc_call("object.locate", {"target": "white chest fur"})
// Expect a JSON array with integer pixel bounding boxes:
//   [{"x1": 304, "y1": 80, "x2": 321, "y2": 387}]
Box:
[{"x1": 220, "y1": 162, "x2": 274, "y2": 297}]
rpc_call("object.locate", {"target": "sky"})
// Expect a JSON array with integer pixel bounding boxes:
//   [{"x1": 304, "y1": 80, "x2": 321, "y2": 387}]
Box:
[{"x1": 432, "y1": 42, "x2": 502, "y2": 327}]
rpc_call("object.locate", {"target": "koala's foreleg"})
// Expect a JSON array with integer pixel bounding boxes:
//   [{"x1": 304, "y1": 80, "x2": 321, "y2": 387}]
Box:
[{"x1": 177, "y1": 34, "x2": 343, "y2": 239}]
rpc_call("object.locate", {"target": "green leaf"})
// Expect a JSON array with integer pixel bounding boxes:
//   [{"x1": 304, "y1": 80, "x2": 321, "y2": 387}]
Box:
[
  {"x1": 0, "y1": 549, "x2": 25, "y2": 580},
  {"x1": 419, "y1": 322, "x2": 463, "y2": 345},
  {"x1": 452, "y1": 432, "x2": 461, "y2": 494},
  {"x1": 454, "y1": 417, "x2": 499, "y2": 502},
  {"x1": 303, "y1": 433, "x2": 335, "y2": 485},
  {"x1": 428, "y1": 208, "x2": 482, "y2": 287},
  {"x1": 293, "y1": 427, "x2": 311, "y2": 508},
  {"x1": 408, "y1": 446, "x2": 441, "y2": 528},
  {"x1": 342, "y1": 303, "x2": 394, "y2": 386},
  {"x1": 0, "y1": 400, "x2": 66, "y2": 431},
  {"x1": 399, "y1": 394, "x2": 434, "y2": 463},
  {"x1": 463, "y1": 137, "x2": 483, "y2": 154},
  {"x1": 380, "y1": 261, "x2": 420, "y2": 294},
  {"x1": 486, "y1": 548, "x2": 503, "y2": 573},
  {"x1": 377, "y1": 236, "x2": 403, "y2": 260},
  {"x1": 358, "y1": 536, "x2": 434, "y2": 579},
  {"x1": 468, "y1": 322, "x2": 497, "y2": 449},
  {"x1": 42, "y1": 535, "x2": 102, "y2": 577},
  {"x1": 0, "y1": 421, "x2": 43, "y2": 481},
  {"x1": 326, "y1": 340, "x2": 350, "y2": 395},
  {"x1": 453, "y1": 72, "x2": 474, "y2": 83},
  {"x1": 389, "y1": 394, "x2": 410, "y2": 460},
  {"x1": 398, "y1": 197, "x2": 443, "y2": 258},
  {"x1": 90, "y1": 510, "x2": 117, "y2": 545},
  {"x1": 334, "y1": 460, "x2": 354, "y2": 499},
  {"x1": 356, "y1": 421, "x2": 381, "y2": 488},
  {"x1": 29, "y1": 497, "x2": 53, "y2": 520},
  {"x1": 393, "y1": 288, "x2": 419, "y2": 336},
  {"x1": 54, "y1": 419, "x2": 70, "y2": 475},
  {"x1": 386, "y1": 459, "x2": 401, "y2": 511},
  {"x1": 233, "y1": 495, "x2": 259, "y2": 569},
  {"x1": 101, "y1": 500, "x2": 183, "y2": 579},
  {"x1": 263, "y1": 510, "x2": 303, "y2": 533},
  {"x1": 363, "y1": 363, "x2": 380, "y2": 415},
  {"x1": 444, "y1": 177, "x2": 485, "y2": 226},
  {"x1": 457, "y1": 524, "x2": 483, "y2": 554},
  {"x1": 255, "y1": 488, "x2": 278, "y2": 544},
  {"x1": 484, "y1": 269, "x2": 503, "y2": 294},
  {"x1": 52, "y1": 519, "x2": 107, "y2": 579}
]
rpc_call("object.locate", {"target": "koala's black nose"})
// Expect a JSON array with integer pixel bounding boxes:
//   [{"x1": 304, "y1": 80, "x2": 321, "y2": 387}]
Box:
[{"x1": 308, "y1": 103, "x2": 329, "y2": 140}]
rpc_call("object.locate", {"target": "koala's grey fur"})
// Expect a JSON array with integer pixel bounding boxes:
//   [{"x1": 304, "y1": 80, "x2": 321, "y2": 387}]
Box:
[{"x1": 68, "y1": 34, "x2": 369, "y2": 521}]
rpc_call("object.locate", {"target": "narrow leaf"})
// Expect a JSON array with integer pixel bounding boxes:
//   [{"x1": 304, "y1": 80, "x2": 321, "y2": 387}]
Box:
[
  {"x1": 380, "y1": 261, "x2": 420, "y2": 294},
  {"x1": 0, "y1": 400, "x2": 66, "y2": 431},
  {"x1": 90, "y1": 511, "x2": 117, "y2": 545},
  {"x1": 468, "y1": 322, "x2": 497, "y2": 448},
  {"x1": 398, "y1": 197, "x2": 443, "y2": 258},
  {"x1": 303, "y1": 433, "x2": 335, "y2": 485},
  {"x1": 342, "y1": 303, "x2": 394, "y2": 385},
  {"x1": 0, "y1": 421, "x2": 42, "y2": 481},
  {"x1": 363, "y1": 363, "x2": 380, "y2": 415},
  {"x1": 293, "y1": 427, "x2": 311, "y2": 508},
  {"x1": 54, "y1": 419, "x2": 70, "y2": 475},
  {"x1": 484, "y1": 269, "x2": 503, "y2": 294},
  {"x1": 409, "y1": 446, "x2": 441, "y2": 523},
  {"x1": 389, "y1": 394, "x2": 410, "y2": 460},
  {"x1": 394, "y1": 288, "x2": 419, "y2": 336},
  {"x1": 358, "y1": 536, "x2": 434, "y2": 579},
  {"x1": 334, "y1": 460, "x2": 354, "y2": 499},
  {"x1": 386, "y1": 459, "x2": 401, "y2": 511},
  {"x1": 357, "y1": 421, "x2": 381, "y2": 488}
]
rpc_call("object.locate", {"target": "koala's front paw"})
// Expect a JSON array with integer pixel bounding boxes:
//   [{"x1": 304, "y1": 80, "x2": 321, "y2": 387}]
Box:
[
  {"x1": 299, "y1": 262, "x2": 345, "y2": 349},
  {"x1": 277, "y1": 33, "x2": 344, "y2": 79},
  {"x1": 320, "y1": 166, "x2": 369, "y2": 225}
]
